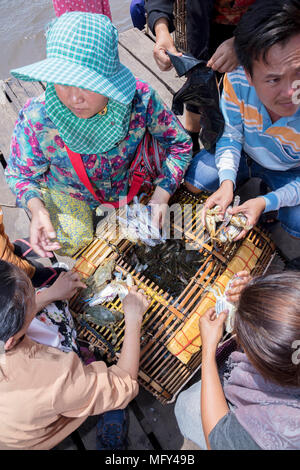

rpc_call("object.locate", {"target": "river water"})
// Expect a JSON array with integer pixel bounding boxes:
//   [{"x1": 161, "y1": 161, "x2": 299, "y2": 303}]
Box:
[{"x1": 0, "y1": 0, "x2": 132, "y2": 79}]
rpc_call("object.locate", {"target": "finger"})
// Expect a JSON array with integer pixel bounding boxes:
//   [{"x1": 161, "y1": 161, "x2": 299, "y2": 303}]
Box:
[
  {"x1": 73, "y1": 280, "x2": 88, "y2": 289},
  {"x1": 209, "y1": 55, "x2": 226, "y2": 72},
  {"x1": 30, "y1": 229, "x2": 47, "y2": 258},
  {"x1": 167, "y1": 45, "x2": 181, "y2": 55},
  {"x1": 67, "y1": 271, "x2": 80, "y2": 280},
  {"x1": 207, "y1": 51, "x2": 217, "y2": 68},
  {"x1": 42, "y1": 218, "x2": 57, "y2": 241},
  {"x1": 227, "y1": 283, "x2": 244, "y2": 296},
  {"x1": 233, "y1": 228, "x2": 248, "y2": 242},
  {"x1": 210, "y1": 311, "x2": 217, "y2": 321},
  {"x1": 228, "y1": 204, "x2": 245, "y2": 215},
  {"x1": 40, "y1": 230, "x2": 61, "y2": 249},
  {"x1": 216, "y1": 57, "x2": 235, "y2": 74},
  {"x1": 202, "y1": 199, "x2": 216, "y2": 225},
  {"x1": 31, "y1": 244, "x2": 48, "y2": 258},
  {"x1": 42, "y1": 241, "x2": 61, "y2": 251},
  {"x1": 235, "y1": 270, "x2": 250, "y2": 278},
  {"x1": 155, "y1": 50, "x2": 173, "y2": 70},
  {"x1": 226, "y1": 62, "x2": 238, "y2": 73},
  {"x1": 204, "y1": 307, "x2": 216, "y2": 318},
  {"x1": 217, "y1": 310, "x2": 229, "y2": 323},
  {"x1": 130, "y1": 285, "x2": 138, "y2": 292}
]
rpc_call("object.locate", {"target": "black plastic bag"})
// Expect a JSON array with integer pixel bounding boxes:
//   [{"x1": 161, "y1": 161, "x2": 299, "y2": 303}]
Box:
[{"x1": 167, "y1": 51, "x2": 225, "y2": 154}]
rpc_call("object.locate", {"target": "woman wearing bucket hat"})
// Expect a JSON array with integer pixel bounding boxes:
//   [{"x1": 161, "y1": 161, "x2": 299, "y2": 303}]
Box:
[{"x1": 5, "y1": 12, "x2": 192, "y2": 258}]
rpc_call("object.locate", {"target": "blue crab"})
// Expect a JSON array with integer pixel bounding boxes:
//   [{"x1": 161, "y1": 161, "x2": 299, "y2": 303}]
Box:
[
  {"x1": 83, "y1": 259, "x2": 116, "y2": 301},
  {"x1": 81, "y1": 305, "x2": 123, "y2": 345}
]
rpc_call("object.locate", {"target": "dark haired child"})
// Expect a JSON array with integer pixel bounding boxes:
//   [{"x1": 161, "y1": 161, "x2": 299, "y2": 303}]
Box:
[
  {"x1": 175, "y1": 271, "x2": 300, "y2": 450},
  {"x1": 0, "y1": 260, "x2": 150, "y2": 450}
]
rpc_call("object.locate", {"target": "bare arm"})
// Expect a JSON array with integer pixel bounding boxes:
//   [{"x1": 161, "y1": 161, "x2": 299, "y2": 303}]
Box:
[
  {"x1": 117, "y1": 287, "x2": 150, "y2": 379},
  {"x1": 201, "y1": 347, "x2": 229, "y2": 448},
  {"x1": 199, "y1": 308, "x2": 230, "y2": 449}
]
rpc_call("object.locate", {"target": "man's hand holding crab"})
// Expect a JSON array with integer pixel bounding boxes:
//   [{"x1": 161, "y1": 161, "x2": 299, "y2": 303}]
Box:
[
  {"x1": 201, "y1": 180, "x2": 264, "y2": 243},
  {"x1": 227, "y1": 197, "x2": 266, "y2": 241}
]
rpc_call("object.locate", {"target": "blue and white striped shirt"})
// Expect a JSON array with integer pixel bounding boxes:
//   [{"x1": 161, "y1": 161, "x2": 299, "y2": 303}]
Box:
[{"x1": 216, "y1": 67, "x2": 300, "y2": 212}]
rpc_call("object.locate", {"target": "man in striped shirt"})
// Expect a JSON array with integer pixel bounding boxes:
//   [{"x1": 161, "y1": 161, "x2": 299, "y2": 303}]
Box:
[{"x1": 185, "y1": 0, "x2": 300, "y2": 241}]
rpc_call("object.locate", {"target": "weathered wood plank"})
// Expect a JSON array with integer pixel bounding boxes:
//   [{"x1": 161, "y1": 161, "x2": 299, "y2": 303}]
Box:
[
  {"x1": 119, "y1": 28, "x2": 184, "y2": 95},
  {"x1": 5, "y1": 77, "x2": 45, "y2": 111},
  {"x1": 5, "y1": 78, "x2": 32, "y2": 111},
  {"x1": 0, "y1": 166, "x2": 16, "y2": 206},
  {"x1": 0, "y1": 80, "x2": 19, "y2": 160},
  {"x1": 1, "y1": 206, "x2": 30, "y2": 243}
]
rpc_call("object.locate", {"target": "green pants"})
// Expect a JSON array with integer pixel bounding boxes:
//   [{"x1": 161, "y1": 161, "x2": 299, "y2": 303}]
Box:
[{"x1": 42, "y1": 188, "x2": 94, "y2": 257}]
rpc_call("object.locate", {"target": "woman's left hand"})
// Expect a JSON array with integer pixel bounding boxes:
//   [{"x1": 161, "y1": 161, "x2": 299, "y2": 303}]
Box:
[
  {"x1": 199, "y1": 307, "x2": 228, "y2": 354},
  {"x1": 226, "y1": 271, "x2": 251, "y2": 303},
  {"x1": 148, "y1": 186, "x2": 170, "y2": 229}
]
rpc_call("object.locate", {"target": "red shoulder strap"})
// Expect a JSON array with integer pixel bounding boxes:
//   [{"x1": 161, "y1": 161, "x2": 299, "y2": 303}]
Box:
[{"x1": 65, "y1": 144, "x2": 145, "y2": 208}]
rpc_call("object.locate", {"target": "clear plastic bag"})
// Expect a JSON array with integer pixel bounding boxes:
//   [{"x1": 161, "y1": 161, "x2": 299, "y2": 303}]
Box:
[{"x1": 118, "y1": 196, "x2": 166, "y2": 247}]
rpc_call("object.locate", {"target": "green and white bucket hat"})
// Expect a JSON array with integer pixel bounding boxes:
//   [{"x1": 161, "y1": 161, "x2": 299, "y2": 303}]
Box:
[
  {"x1": 11, "y1": 12, "x2": 136, "y2": 105},
  {"x1": 10, "y1": 12, "x2": 137, "y2": 153}
]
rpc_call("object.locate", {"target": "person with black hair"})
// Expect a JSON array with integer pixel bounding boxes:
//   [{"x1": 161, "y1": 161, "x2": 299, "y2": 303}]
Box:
[
  {"x1": 184, "y1": 0, "x2": 300, "y2": 247},
  {"x1": 0, "y1": 259, "x2": 150, "y2": 450}
]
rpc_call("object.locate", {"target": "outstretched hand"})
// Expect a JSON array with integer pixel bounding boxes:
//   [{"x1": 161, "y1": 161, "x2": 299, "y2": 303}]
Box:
[
  {"x1": 28, "y1": 198, "x2": 61, "y2": 257},
  {"x1": 48, "y1": 271, "x2": 87, "y2": 301}
]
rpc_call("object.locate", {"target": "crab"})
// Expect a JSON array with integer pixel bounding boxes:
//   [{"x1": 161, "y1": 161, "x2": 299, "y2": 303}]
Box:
[
  {"x1": 205, "y1": 276, "x2": 242, "y2": 334},
  {"x1": 205, "y1": 196, "x2": 252, "y2": 244},
  {"x1": 83, "y1": 259, "x2": 116, "y2": 300},
  {"x1": 85, "y1": 273, "x2": 134, "y2": 307},
  {"x1": 81, "y1": 305, "x2": 123, "y2": 345}
]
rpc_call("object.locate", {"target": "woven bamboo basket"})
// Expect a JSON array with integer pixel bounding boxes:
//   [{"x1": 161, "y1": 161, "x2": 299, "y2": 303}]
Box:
[
  {"x1": 70, "y1": 187, "x2": 275, "y2": 404},
  {"x1": 173, "y1": 0, "x2": 187, "y2": 52}
]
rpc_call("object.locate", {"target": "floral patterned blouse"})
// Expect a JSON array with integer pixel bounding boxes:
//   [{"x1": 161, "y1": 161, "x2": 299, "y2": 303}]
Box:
[{"x1": 5, "y1": 79, "x2": 192, "y2": 210}]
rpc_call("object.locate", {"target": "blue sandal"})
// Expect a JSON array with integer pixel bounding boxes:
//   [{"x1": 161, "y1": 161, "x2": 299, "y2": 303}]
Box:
[{"x1": 96, "y1": 409, "x2": 129, "y2": 450}]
